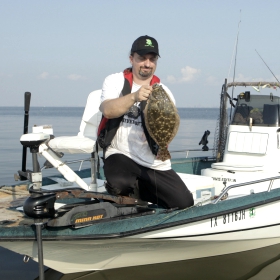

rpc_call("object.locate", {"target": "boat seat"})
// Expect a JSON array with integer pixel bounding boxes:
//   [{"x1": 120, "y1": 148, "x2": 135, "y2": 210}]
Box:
[
  {"x1": 48, "y1": 136, "x2": 96, "y2": 154},
  {"x1": 48, "y1": 90, "x2": 102, "y2": 154},
  {"x1": 211, "y1": 162, "x2": 264, "y2": 172}
]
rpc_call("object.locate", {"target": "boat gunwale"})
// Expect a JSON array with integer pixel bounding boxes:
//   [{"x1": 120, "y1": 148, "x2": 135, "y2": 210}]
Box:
[{"x1": 1, "y1": 188, "x2": 280, "y2": 241}]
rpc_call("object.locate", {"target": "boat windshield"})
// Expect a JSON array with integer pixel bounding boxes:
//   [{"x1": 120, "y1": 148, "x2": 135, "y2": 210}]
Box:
[{"x1": 232, "y1": 93, "x2": 280, "y2": 127}]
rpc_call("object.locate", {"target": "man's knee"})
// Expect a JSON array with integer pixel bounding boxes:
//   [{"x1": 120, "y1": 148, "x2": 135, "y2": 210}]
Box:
[
  {"x1": 105, "y1": 177, "x2": 134, "y2": 196},
  {"x1": 177, "y1": 190, "x2": 194, "y2": 209}
]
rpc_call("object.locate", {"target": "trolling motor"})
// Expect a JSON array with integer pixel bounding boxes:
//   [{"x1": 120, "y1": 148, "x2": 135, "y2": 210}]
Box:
[
  {"x1": 20, "y1": 130, "x2": 55, "y2": 280},
  {"x1": 199, "y1": 130, "x2": 210, "y2": 151},
  {"x1": 16, "y1": 91, "x2": 56, "y2": 280}
]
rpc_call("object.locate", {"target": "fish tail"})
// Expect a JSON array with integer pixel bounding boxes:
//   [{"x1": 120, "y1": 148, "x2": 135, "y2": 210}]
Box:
[{"x1": 157, "y1": 147, "x2": 171, "y2": 161}]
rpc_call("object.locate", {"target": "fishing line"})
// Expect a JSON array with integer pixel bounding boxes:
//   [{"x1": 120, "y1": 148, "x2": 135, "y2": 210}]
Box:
[
  {"x1": 255, "y1": 49, "x2": 280, "y2": 84},
  {"x1": 154, "y1": 169, "x2": 159, "y2": 208}
]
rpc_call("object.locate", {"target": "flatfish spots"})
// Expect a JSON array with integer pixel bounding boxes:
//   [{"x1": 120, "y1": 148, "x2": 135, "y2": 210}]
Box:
[{"x1": 144, "y1": 84, "x2": 180, "y2": 161}]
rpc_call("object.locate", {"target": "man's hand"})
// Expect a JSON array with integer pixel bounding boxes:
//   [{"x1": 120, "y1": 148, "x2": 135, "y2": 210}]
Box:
[
  {"x1": 133, "y1": 85, "x2": 153, "y2": 102},
  {"x1": 101, "y1": 85, "x2": 154, "y2": 119}
]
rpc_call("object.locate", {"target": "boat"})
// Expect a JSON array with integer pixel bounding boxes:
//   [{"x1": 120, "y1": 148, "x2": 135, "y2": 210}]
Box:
[{"x1": 1, "y1": 79, "x2": 280, "y2": 279}]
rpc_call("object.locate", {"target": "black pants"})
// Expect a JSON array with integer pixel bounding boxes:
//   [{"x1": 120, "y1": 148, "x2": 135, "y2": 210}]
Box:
[{"x1": 104, "y1": 154, "x2": 194, "y2": 209}]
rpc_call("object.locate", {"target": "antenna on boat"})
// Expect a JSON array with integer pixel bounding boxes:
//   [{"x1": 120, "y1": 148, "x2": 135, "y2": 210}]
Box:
[{"x1": 255, "y1": 49, "x2": 280, "y2": 84}]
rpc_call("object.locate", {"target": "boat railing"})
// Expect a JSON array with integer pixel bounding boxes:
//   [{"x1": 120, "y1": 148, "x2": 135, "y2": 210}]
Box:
[
  {"x1": 41, "y1": 157, "x2": 92, "y2": 172},
  {"x1": 170, "y1": 149, "x2": 214, "y2": 153},
  {"x1": 170, "y1": 148, "x2": 213, "y2": 158},
  {"x1": 212, "y1": 175, "x2": 280, "y2": 204}
]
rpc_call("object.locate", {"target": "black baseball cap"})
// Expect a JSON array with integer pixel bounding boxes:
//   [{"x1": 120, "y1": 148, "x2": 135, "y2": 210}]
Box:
[{"x1": 131, "y1": 35, "x2": 160, "y2": 57}]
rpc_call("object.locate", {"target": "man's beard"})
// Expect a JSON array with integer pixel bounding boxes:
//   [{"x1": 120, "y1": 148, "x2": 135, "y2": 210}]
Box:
[{"x1": 139, "y1": 67, "x2": 153, "y2": 78}]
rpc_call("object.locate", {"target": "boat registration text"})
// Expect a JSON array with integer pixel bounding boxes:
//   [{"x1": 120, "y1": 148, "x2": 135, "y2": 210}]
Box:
[{"x1": 211, "y1": 208, "x2": 255, "y2": 227}]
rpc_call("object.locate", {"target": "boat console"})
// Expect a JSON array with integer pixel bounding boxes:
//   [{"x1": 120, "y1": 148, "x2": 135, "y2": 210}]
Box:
[{"x1": 202, "y1": 82, "x2": 280, "y2": 196}]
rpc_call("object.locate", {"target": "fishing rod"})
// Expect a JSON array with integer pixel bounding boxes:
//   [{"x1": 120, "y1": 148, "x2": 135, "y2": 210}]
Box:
[
  {"x1": 255, "y1": 49, "x2": 280, "y2": 84},
  {"x1": 229, "y1": 17, "x2": 241, "y2": 93},
  {"x1": 216, "y1": 12, "x2": 242, "y2": 162},
  {"x1": 227, "y1": 10, "x2": 242, "y2": 120},
  {"x1": 228, "y1": 10, "x2": 242, "y2": 85}
]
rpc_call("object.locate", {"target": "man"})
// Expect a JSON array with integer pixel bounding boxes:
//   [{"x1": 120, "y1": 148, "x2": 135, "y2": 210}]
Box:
[{"x1": 99, "y1": 35, "x2": 194, "y2": 209}]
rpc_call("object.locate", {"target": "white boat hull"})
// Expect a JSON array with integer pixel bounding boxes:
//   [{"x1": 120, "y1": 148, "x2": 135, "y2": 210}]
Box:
[
  {"x1": 1, "y1": 237, "x2": 280, "y2": 274},
  {"x1": 1, "y1": 198, "x2": 280, "y2": 274},
  {"x1": 134, "y1": 200, "x2": 280, "y2": 240}
]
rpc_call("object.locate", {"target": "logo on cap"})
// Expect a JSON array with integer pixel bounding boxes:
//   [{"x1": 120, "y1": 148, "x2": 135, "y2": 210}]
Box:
[{"x1": 145, "y1": 39, "x2": 154, "y2": 48}]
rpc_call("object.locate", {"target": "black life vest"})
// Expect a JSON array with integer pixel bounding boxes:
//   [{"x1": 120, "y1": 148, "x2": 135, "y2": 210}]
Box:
[{"x1": 97, "y1": 68, "x2": 160, "y2": 157}]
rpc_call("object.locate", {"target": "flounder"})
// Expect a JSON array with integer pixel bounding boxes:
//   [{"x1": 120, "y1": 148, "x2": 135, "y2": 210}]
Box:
[{"x1": 144, "y1": 84, "x2": 180, "y2": 161}]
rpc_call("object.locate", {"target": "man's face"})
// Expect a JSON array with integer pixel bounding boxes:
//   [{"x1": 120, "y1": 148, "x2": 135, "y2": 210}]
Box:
[{"x1": 129, "y1": 53, "x2": 158, "y2": 80}]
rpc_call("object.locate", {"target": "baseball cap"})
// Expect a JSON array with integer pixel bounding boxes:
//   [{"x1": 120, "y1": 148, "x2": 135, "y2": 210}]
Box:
[{"x1": 131, "y1": 35, "x2": 160, "y2": 57}]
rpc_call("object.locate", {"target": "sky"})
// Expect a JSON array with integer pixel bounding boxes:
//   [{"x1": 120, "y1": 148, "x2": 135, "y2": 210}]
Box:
[{"x1": 1, "y1": 0, "x2": 280, "y2": 108}]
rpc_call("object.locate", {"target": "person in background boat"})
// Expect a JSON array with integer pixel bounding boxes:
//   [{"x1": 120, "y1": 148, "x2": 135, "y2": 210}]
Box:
[{"x1": 99, "y1": 35, "x2": 194, "y2": 209}]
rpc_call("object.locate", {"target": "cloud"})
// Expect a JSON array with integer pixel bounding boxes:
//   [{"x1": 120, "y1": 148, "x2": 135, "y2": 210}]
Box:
[
  {"x1": 167, "y1": 66, "x2": 200, "y2": 83},
  {"x1": 229, "y1": 73, "x2": 255, "y2": 82},
  {"x1": 180, "y1": 66, "x2": 200, "y2": 82},
  {"x1": 37, "y1": 72, "x2": 49, "y2": 79},
  {"x1": 167, "y1": 75, "x2": 177, "y2": 83},
  {"x1": 67, "y1": 74, "x2": 87, "y2": 81}
]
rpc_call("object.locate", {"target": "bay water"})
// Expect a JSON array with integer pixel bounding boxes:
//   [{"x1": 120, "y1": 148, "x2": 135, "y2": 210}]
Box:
[{"x1": 0, "y1": 107, "x2": 218, "y2": 186}]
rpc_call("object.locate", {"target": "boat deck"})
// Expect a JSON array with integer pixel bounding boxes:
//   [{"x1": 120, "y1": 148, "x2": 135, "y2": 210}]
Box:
[
  {"x1": 0, "y1": 184, "x2": 29, "y2": 227},
  {"x1": 0, "y1": 157, "x2": 214, "y2": 228}
]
